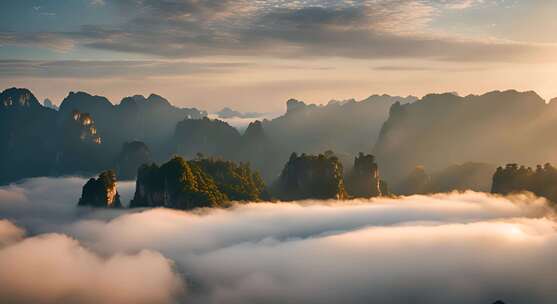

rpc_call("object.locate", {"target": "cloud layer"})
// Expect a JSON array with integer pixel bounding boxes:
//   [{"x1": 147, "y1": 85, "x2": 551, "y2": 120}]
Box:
[
  {"x1": 0, "y1": 60, "x2": 250, "y2": 79},
  {"x1": 0, "y1": 232, "x2": 184, "y2": 304},
  {"x1": 2, "y1": 0, "x2": 554, "y2": 63},
  {"x1": 1, "y1": 177, "x2": 557, "y2": 303}
]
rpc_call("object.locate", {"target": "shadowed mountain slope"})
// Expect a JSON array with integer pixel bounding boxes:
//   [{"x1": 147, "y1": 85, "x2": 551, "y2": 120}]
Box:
[
  {"x1": 59, "y1": 92, "x2": 206, "y2": 159},
  {"x1": 374, "y1": 90, "x2": 557, "y2": 183}
]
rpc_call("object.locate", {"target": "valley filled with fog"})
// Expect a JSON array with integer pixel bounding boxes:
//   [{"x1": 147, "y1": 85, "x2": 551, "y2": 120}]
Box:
[
  {"x1": 3, "y1": 86, "x2": 557, "y2": 304},
  {"x1": 1, "y1": 177, "x2": 556, "y2": 304}
]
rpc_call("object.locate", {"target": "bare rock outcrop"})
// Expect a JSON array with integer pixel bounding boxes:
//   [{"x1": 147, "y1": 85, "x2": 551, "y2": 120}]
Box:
[{"x1": 78, "y1": 170, "x2": 122, "y2": 208}]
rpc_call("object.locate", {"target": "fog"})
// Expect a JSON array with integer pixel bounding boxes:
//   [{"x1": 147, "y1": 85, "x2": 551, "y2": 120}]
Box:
[
  {"x1": 0, "y1": 232, "x2": 184, "y2": 304},
  {"x1": 1, "y1": 177, "x2": 557, "y2": 303},
  {"x1": 0, "y1": 177, "x2": 136, "y2": 233},
  {"x1": 207, "y1": 113, "x2": 279, "y2": 132}
]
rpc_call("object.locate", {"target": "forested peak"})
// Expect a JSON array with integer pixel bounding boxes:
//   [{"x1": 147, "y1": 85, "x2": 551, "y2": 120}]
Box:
[
  {"x1": 346, "y1": 152, "x2": 385, "y2": 198},
  {"x1": 287, "y1": 151, "x2": 341, "y2": 163},
  {"x1": 276, "y1": 151, "x2": 347, "y2": 200},
  {"x1": 131, "y1": 155, "x2": 267, "y2": 209},
  {"x1": 492, "y1": 162, "x2": 557, "y2": 203}
]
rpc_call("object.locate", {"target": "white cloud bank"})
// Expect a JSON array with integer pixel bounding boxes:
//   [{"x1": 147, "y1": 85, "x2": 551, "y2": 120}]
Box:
[
  {"x1": 1, "y1": 177, "x2": 557, "y2": 303},
  {"x1": 0, "y1": 231, "x2": 184, "y2": 304}
]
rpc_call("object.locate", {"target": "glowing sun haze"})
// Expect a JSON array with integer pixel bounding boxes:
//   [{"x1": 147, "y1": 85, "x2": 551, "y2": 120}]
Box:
[{"x1": 1, "y1": 0, "x2": 557, "y2": 112}]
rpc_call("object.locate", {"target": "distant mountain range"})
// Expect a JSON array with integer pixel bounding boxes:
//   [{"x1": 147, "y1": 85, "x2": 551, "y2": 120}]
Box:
[
  {"x1": 263, "y1": 95, "x2": 418, "y2": 169},
  {"x1": 4, "y1": 87, "x2": 557, "y2": 195},
  {"x1": 58, "y1": 92, "x2": 206, "y2": 157},
  {"x1": 373, "y1": 90, "x2": 557, "y2": 183},
  {"x1": 0, "y1": 88, "x2": 205, "y2": 184}
]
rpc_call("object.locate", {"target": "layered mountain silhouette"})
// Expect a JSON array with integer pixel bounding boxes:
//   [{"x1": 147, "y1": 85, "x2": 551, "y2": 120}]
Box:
[
  {"x1": 374, "y1": 90, "x2": 557, "y2": 183},
  {"x1": 174, "y1": 117, "x2": 241, "y2": 160},
  {"x1": 59, "y1": 92, "x2": 206, "y2": 158},
  {"x1": 115, "y1": 141, "x2": 153, "y2": 180},
  {"x1": 5, "y1": 86, "x2": 557, "y2": 196},
  {"x1": 263, "y1": 95, "x2": 417, "y2": 163},
  {"x1": 172, "y1": 118, "x2": 280, "y2": 181},
  {"x1": 0, "y1": 88, "x2": 205, "y2": 184}
]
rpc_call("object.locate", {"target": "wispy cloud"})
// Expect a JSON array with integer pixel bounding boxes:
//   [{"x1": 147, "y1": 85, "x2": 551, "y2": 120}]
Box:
[
  {"x1": 0, "y1": 32, "x2": 74, "y2": 52},
  {"x1": 0, "y1": 60, "x2": 251, "y2": 79},
  {"x1": 0, "y1": 0, "x2": 551, "y2": 63}
]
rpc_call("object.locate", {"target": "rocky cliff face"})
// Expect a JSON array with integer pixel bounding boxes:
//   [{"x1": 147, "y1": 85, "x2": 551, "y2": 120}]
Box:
[
  {"x1": 68, "y1": 110, "x2": 102, "y2": 144},
  {"x1": 78, "y1": 170, "x2": 122, "y2": 208},
  {"x1": 56, "y1": 109, "x2": 106, "y2": 174},
  {"x1": 130, "y1": 156, "x2": 266, "y2": 210},
  {"x1": 492, "y1": 163, "x2": 557, "y2": 203},
  {"x1": 275, "y1": 152, "x2": 348, "y2": 200},
  {"x1": 116, "y1": 141, "x2": 152, "y2": 180},
  {"x1": 346, "y1": 153, "x2": 383, "y2": 198}
]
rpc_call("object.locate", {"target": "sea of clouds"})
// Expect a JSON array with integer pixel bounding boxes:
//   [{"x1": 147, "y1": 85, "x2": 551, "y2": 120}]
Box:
[{"x1": 1, "y1": 177, "x2": 557, "y2": 303}]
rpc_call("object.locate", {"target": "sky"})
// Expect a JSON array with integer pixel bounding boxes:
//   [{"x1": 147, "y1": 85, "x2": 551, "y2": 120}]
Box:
[{"x1": 1, "y1": 0, "x2": 557, "y2": 112}]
